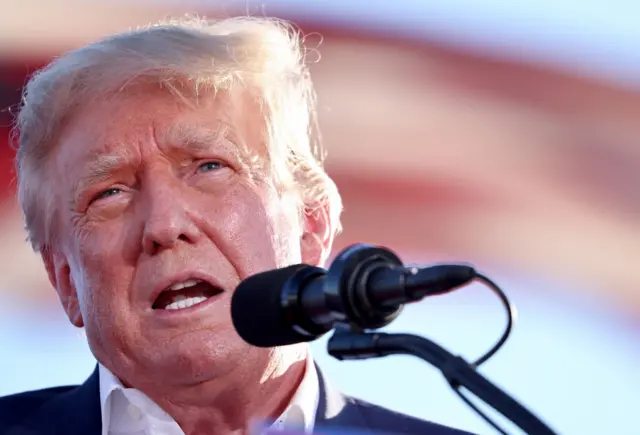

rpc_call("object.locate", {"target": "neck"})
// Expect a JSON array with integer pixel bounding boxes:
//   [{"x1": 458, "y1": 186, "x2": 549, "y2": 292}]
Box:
[{"x1": 145, "y1": 346, "x2": 308, "y2": 435}]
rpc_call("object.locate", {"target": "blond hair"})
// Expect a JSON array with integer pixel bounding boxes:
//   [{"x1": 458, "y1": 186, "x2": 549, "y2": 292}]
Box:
[{"x1": 14, "y1": 16, "x2": 342, "y2": 250}]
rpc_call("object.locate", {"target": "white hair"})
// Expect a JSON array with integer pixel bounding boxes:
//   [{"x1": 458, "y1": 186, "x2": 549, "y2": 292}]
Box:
[{"x1": 14, "y1": 16, "x2": 342, "y2": 251}]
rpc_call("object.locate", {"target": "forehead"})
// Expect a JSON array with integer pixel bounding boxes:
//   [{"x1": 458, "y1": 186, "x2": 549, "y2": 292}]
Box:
[{"x1": 59, "y1": 88, "x2": 262, "y2": 158}]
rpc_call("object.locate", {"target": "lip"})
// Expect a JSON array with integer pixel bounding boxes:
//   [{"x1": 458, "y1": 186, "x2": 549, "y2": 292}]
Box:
[
  {"x1": 150, "y1": 290, "x2": 227, "y2": 320},
  {"x1": 148, "y1": 270, "x2": 226, "y2": 309}
]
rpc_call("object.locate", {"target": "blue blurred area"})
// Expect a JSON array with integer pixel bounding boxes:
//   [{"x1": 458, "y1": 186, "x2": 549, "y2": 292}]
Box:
[
  {"x1": 256, "y1": 0, "x2": 640, "y2": 89},
  {"x1": 2, "y1": 271, "x2": 638, "y2": 434}
]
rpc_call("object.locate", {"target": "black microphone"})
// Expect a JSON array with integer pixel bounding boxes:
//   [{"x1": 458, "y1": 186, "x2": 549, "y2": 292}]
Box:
[
  {"x1": 232, "y1": 244, "x2": 560, "y2": 435},
  {"x1": 231, "y1": 244, "x2": 476, "y2": 348}
]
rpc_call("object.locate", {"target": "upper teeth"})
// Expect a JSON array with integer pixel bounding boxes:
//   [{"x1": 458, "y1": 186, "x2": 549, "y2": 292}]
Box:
[{"x1": 168, "y1": 279, "x2": 201, "y2": 291}]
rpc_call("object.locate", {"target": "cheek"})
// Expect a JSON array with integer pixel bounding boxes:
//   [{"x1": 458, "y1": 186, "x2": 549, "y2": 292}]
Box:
[
  {"x1": 75, "y1": 210, "x2": 140, "y2": 265},
  {"x1": 73, "y1": 242, "x2": 139, "y2": 355},
  {"x1": 271, "y1": 192, "x2": 304, "y2": 262},
  {"x1": 72, "y1": 222, "x2": 137, "y2": 312},
  {"x1": 209, "y1": 184, "x2": 301, "y2": 277}
]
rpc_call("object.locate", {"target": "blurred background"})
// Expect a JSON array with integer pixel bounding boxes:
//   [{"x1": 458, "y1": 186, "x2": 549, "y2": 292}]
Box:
[{"x1": 1, "y1": 1, "x2": 639, "y2": 434}]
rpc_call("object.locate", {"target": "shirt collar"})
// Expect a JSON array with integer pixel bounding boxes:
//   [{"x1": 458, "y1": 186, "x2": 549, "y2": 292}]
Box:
[
  {"x1": 272, "y1": 354, "x2": 319, "y2": 432},
  {"x1": 98, "y1": 353, "x2": 319, "y2": 434}
]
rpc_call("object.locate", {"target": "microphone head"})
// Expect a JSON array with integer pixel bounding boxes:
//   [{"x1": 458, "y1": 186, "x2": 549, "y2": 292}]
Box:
[{"x1": 231, "y1": 264, "x2": 321, "y2": 348}]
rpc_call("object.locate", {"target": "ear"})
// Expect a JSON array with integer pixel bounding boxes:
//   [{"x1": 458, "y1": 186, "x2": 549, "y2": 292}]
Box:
[
  {"x1": 300, "y1": 204, "x2": 334, "y2": 267},
  {"x1": 41, "y1": 246, "x2": 84, "y2": 328}
]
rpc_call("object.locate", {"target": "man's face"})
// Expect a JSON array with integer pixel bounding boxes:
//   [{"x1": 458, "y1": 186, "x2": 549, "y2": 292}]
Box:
[{"x1": 43, "y1": 88, "x2": 328, "y2": 388}]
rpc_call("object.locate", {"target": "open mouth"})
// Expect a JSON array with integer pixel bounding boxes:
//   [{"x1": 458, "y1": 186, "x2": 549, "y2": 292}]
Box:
[{"x1": 152, "y1": 280, "x2": 224, "y2": 311}]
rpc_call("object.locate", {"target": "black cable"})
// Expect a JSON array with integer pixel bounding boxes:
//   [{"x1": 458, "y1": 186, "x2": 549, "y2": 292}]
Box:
[
  {"x1": 453, "y1": 386, "x2": 510, "y2": 435},
  {"x1": 328, "y1": 266, "x2": 555, "y2": 434},
  {"x1": 428, "y1": 271, "x2": 520, "y2": 433},
  {"x1": 472, "y1": 273, "x2": 518, "y2": 367}
]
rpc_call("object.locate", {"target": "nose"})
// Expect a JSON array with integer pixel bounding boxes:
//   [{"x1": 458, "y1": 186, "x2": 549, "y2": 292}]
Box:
[{"x1": 140, "y1": 182, "x2": 203, "y2": 256}]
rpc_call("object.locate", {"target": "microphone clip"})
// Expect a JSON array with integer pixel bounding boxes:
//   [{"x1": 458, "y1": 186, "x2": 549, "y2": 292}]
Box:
[{"x1": 323, "y1": 244, "x2": 404, "y2": 331}]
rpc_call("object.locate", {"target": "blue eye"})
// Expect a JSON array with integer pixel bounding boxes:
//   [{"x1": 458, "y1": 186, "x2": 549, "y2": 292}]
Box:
[
  {"x1": 96, "y1": 188, "x2": 122, "y2": 200},
  {"x1": 197, "y1": 161, "x2": 223, "y2": 173}
]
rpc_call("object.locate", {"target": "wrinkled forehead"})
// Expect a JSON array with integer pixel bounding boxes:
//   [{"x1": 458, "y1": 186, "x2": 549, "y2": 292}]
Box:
[{"x1": 55, "y1": 85, "x2": 267, "y2": 169}]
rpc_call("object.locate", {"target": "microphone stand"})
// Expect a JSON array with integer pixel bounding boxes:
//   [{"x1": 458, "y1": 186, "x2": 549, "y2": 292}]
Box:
[{"x1": 327, "y1": 327, "x2": 558, "y2": 435}]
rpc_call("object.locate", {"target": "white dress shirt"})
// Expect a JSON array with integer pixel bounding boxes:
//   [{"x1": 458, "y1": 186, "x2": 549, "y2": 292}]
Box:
[{"x1": 98, "y1": 356, "x2": 319, "y2": 435}]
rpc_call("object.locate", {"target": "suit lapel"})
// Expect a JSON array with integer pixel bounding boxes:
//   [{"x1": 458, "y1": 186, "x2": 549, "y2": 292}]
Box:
[
  {"x1": 18, "y1": 366, "x2": 102, "y2": 435},
  {"x1": 314, "y1": 363, "x2": 368, "y2": 431}
]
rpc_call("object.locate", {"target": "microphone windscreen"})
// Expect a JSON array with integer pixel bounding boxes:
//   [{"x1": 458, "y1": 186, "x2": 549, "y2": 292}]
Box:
[{"x1": 231, "y1": 264, "x2": 315, "y2": 348}]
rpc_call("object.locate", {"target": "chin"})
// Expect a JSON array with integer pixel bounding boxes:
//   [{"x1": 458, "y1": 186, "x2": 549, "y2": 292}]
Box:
[{"x1": 148, "y1": 329, "x2": 262, "y2": 383}]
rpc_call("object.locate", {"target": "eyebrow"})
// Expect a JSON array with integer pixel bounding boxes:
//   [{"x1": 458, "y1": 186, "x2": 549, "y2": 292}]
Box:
[
  {"x1": 164, "y1": 124, "x2": 235, "y2": 156},
  {"x1": 163, "y1": 124, "x2": 255, "y2": 171},
  {"x1": 72, "y1": 154, "x2": 129, "y2": 203},
  {"x1": 71, "y1": 125, "x2": 244, "y2": 204}
]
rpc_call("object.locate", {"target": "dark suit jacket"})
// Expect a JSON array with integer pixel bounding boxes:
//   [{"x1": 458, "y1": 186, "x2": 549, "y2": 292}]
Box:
[{"x1": 0, "y1": 364, "x2": 475, "y2": 435}]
